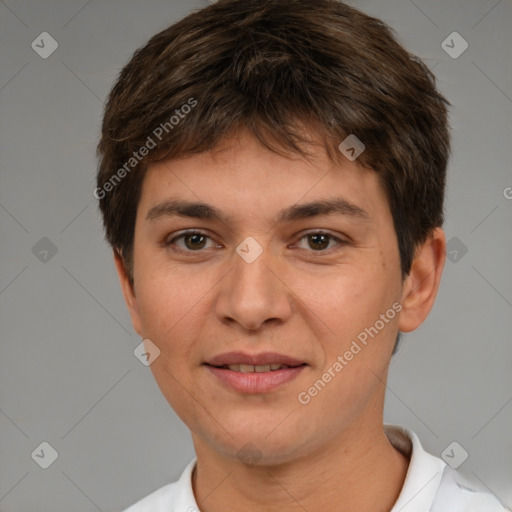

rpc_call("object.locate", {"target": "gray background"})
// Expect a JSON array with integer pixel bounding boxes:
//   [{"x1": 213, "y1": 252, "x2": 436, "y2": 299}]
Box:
[{"x1": 0, "y1": 0, "x2": 511, "y2": 510}]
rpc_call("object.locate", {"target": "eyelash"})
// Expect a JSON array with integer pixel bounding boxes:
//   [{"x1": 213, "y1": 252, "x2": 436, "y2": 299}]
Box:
[{"x1": 164, "y1": 230, "x2": 347, "y2": 256}]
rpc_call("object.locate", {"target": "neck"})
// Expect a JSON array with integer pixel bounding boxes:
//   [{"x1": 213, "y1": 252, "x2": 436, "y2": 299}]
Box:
[{"x1": 191, "y1": 422, "x2": 410, "y2": 512}]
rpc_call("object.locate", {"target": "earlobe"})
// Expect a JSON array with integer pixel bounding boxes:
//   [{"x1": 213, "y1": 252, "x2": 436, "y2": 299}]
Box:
[
  {"x1": 113, "y1": 250, "x2": 143, "y2": 337},
  {"x1": 398, "y1": 228, "x2": 446, "y2": 333}
]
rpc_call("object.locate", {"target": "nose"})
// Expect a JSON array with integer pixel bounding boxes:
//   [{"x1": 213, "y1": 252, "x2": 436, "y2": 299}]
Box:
[{"x1": 214, "y1": 242, "x2": 293, "y2": 332}]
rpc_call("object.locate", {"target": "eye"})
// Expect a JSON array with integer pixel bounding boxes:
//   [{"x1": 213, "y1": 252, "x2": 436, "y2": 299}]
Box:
[
  {"x1": 164, "y1": 230, "x2": 346, "y2": 254},
  {"x1": 293, "y1": 231, "x2": 346, "y2": 252},
  {"x1": 165, "y1": 231, "x2": 220, "y2": 252}
]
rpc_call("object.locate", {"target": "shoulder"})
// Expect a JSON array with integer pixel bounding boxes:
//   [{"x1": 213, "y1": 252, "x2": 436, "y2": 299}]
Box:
[
  {"x1": 384, "y1": 425, "x2": 508, "y2": 512},
  {"x1": 432, "y1": 465, "x2": 508, "y2": 512}
]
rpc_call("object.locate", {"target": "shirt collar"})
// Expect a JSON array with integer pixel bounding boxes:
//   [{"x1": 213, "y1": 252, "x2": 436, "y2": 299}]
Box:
[
  {"x1": 172, "y1": 425, "x2": 447, "y2": 511},
  {"x1": 385, "y1": 424, "x2": 447, "y2": 512},
  {"x1": 170, "y1": 457, "x2": 199, "y2": 511}
]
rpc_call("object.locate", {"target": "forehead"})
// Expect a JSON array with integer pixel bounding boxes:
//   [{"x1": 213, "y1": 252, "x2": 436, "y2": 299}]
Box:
[{"x1": 138, "y1": 132, "x2": 390, "y2": 226}]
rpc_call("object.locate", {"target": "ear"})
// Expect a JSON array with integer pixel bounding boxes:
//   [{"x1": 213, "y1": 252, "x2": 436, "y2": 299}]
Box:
[
  {"x1": 398, "y1": 228, "x2": 446, "y2": 333},
  {"x1": 113, "y1": 250, "x2": 143, "y2": 337}
]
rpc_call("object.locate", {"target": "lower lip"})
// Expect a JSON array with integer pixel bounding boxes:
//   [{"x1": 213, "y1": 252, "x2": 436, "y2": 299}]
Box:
[{"x1": 205, "y1": 364, "x2": 306, "y2": 393}]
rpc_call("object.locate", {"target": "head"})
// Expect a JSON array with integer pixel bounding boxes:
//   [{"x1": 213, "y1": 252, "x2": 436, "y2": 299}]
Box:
[{"x1": 96, "y1": 0, "x2": 450, "y2": 464}]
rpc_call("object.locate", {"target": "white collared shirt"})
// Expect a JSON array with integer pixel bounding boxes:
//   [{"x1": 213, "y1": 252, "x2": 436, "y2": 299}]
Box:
[{"x1": 123, "y1": 424, "x2": 507, "y2": 511}]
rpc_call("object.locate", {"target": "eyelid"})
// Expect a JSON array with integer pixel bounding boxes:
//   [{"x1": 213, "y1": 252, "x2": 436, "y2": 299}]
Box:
[
  {"x1": 291, "y1": 230, "x2": 347, "y2": 252},
  {"x1": 164, "y1": 229, "x2": 347, "y2": 255},
  {"x1": 164, "y1": 229, "x2": 220, "y2": 249}
]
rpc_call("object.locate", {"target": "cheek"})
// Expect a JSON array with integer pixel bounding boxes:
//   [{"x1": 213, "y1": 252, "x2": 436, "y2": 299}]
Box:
[
  {"x1": 134, "y1": 270, "x2": 206, "y2": 413},
  {"x1": 134, "y1": 244, "x2": 190, "y2": 329},
  {"x1": 296, "y1": 267, "x2": 385, "y2": 326},
  {"x1": 296, "y1": 266, "x2": 400, "y2": 364},
  {"x1": 134, "y1": 264, "x2": 215, "y2": 360}
]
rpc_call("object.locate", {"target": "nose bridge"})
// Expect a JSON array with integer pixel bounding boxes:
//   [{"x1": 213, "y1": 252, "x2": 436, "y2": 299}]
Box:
[
  {"x1": 234, "y1": 246, "x2": 273, "y2": 297},
  {"x1": 215, "y1": 238, "x2": 291, "y2": 330}
]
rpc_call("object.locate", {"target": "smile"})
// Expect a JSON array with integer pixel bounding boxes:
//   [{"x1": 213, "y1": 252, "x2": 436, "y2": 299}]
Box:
[
  {"x1": 218, "y1": 364, "x2": 297, "y2": 372},
  {"x1": 205, "y1": 362, "x2": 307, "y2": 393}
]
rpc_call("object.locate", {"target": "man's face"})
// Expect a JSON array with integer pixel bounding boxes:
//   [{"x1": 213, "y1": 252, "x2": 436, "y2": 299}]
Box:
[{"x1": 124, "y1": 131, "x2": 407, "y2": 463}]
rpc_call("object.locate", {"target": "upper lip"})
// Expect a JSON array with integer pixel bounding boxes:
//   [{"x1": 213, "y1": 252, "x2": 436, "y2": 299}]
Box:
[{"x1": 205, "y1": 351, "x2": 306, "y2": 367}]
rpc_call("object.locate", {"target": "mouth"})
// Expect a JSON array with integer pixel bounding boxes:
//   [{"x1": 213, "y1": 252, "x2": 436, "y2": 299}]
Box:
[
  {"x1": 203, "y1": 352, "x2": 308, "y2": 393},
  {"x1": 209, "y1": 363, "x2": 305, "y2": 373}
]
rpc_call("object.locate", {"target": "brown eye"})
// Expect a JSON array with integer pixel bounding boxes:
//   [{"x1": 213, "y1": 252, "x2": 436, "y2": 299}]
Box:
[
  {"x1": 294, "y1": 231, "x2": 346, "y2": 253},
  {"x1": 166, "y1": 231, "x2": 217, "y2": 252},
  {"x1": 307, "y1": 233, "x2": 330, "y2": 250},
  {"x1": 183, "y1": 233, "x2": 207, "y2": 250}
]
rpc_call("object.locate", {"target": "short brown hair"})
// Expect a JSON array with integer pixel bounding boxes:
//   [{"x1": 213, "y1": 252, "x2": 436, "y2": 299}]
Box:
[{"x1": 96, "y1": 0, "x2": 451, "y2": 286}]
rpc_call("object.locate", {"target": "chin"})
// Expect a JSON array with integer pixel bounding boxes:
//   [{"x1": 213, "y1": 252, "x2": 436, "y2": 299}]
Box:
[
  {"x1": 222, "y1": 437, "x2": 304, "y2": 467},
  {"x1": 196, "y1": 416, "x2": 316, "y2": 467}
]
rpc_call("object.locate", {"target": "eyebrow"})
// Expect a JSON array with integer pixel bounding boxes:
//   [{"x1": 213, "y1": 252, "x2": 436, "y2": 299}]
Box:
[{"x1": 145, "y1": 197, "x2": 370, "y2": 224}]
